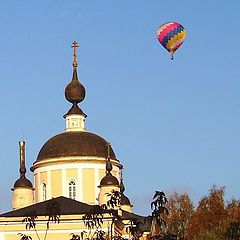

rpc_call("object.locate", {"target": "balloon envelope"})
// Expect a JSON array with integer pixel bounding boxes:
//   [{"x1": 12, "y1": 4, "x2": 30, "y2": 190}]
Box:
[{"x1": 157, "y1": 21, "x2": 186, "y2": 59}]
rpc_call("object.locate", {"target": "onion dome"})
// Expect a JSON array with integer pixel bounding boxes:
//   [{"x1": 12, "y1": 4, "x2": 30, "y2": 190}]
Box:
[
  {"x1": 14, "y1": 177, "x2": 33, "y2": 188},
  {"x1": 99, "y1": 143, "x2": 119, "y2": 187},
  {"x1": 100, "y1": 173, "x2": 119, "y2": 186},
  {"x1": 64, "y1": 41, "x2": 86, "y2": 118},
  {"x1": 13, "y1": 141, "x2": 33, "y2": 189}
]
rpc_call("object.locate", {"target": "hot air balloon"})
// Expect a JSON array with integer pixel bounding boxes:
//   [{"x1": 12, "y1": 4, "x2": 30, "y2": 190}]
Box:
[{"x1": 157, "y1": 21, "x2": 186, "y2": 60}]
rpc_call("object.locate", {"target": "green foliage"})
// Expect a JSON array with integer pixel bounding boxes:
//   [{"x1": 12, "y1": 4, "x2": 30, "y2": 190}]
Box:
[
  {"x1": 83, "y1": 205, "x2": 104, "y2": 230},
  {"x1": 18, "y1": 233, "x2": 32, "y2": 240},
  {"x1": 70, "y1": 231, "x2": 88, "y2": 240},
  {"x1": 70, "y1": 233, "x2": 81, "y2": 240},
  {"x1": 151, "y1": 191, "x2": 169, "y2": 227},
  {"x1": 94, "y1": 230, "x2": 106, "y2": 240},
  {"x1": 195, "y1": 228, "x2": 225, "y2": 240},
  {"x1": 105, "y1": 190, "x2": 121, "y2": 210},
  {"x1": 225, "y1": 220, "x2": 240, "y2": 240},
  {"x1": 22, "y1": 211, "x2": 38, "y2": 230},
  {"x1": 146, "y1": 191, "x2": 169, "y2": 240}
]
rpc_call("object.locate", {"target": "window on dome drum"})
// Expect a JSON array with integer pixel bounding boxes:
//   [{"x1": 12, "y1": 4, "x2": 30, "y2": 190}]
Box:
[
  {"x1": 69, "y1": 180, "x2": 76, "y2": 200},
  {"x1": 42, "y1": 183, "x2": 47, "y2": 201}
]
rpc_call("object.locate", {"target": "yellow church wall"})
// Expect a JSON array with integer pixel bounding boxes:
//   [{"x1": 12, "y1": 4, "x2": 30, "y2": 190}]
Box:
[
  {"x1": 0, "y1": 215, "x2": 113, "y2": 240},
  {"x1": 82, "y1": 168, "x2": 95, "y2": 204},
  {"x1": 66, "y1": 168, "x2": 78, "y2": 179},
  {"x1": 51, "y1": 170, "x2": 62, "y2": 197},
  {"x1": 39, "y1": 171, "x2": 47, "y2": 184}
]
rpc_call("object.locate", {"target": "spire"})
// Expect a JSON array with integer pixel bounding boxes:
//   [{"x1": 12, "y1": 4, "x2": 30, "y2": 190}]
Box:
[
  {"x1": 64, "y1": 40, "x2": 86, "y2": 117},
  {"x1": 12, "y1": 141, "x2": 33, "y2": 189},
  {"x1": 106, "y1": 142, "x2": 113, "y2": 173},
  {"x1": 99, "y1": 142, "x2": 119, "y2": 187},
  {"x1": 19, "y1": 141, "x2": 26, "y2": 177},
  {"x1": 12, "y1": 141, "x2": 34, "y2": 210}
]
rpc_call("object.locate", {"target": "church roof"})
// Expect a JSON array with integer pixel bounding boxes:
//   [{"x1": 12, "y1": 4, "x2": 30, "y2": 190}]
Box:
[
  {"x1": 0, "y1": 197, "x2": 150, "y2": 232},
  {"x1": 0, "y1": 196, "x2": 95, "y2": 217},
  {"x1": 34, "y1": 131, "x2": 117, "y2": 164},
  {"x1": 0, "y1": 197, "x2": 149, "y2": 231}
]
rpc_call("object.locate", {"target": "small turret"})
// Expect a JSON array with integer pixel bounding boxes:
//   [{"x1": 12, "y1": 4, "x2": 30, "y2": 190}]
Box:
[
  {"x1": 98, "y1": 143, "x2": 120, "y2": 206},
  {"x1": 12, "y1": 141, "x2": 34, "y2": 210}
]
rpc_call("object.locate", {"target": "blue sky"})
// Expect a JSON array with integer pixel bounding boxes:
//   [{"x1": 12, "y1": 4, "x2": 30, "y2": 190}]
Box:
[{"x1": 0, "y1": 1, "x2": 240, "y2": 215}]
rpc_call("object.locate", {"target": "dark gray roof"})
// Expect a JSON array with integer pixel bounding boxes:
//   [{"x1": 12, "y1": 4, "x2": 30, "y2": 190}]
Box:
[
  {"x1": 0, "y1": 196, "x2": 96, "y2": 217},
  {"x1": 0, "y1": 197, "x2": 150, "y2": 232}
]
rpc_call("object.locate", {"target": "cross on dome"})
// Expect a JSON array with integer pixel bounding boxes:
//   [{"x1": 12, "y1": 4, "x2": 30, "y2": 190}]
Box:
[{"x1": 71, "y1": 40, "x2": 79, "y2": 68}]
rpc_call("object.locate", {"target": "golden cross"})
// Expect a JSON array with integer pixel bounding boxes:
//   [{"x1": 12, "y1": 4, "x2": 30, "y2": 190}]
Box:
[{"x1": 71, "y1": 41, "x2": 79, "y2": 68}]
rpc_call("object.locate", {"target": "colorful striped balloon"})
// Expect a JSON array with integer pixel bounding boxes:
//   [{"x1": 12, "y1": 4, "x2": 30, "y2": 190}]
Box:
[{"x1": 157, "y1": 21, "x2": 186, "y2": 60}]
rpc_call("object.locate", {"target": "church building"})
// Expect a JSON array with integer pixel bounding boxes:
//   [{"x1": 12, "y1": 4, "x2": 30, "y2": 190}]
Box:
[{"x1": 0, "y1": 42, "x2": 150, "y2": 240}]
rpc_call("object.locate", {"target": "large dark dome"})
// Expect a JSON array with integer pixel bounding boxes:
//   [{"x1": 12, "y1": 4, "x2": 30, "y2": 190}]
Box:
[{"x1": 35, "y1": 131, "x2": 117, "y2": 162}]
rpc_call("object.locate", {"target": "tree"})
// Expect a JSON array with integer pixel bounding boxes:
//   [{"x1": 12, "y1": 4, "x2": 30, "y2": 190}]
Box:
[
  {"x1": 146, "y1": 191, "x2": 169, "y2": 239},
  {"x1": 187, "y1": 186, "x2": 227, "y2": 240},
  {"x1": 225, "y1": 199, "x2": 240, "y2": 240},
  {"x1": 226, "y1": 199, "x2": 240, "y2": 223},
  {"x1": 163, "y1": 192, "x2": 194, "y2": 240},
  {"x1": 225, "y1": 220, "x2": 240, "y2": 240}
]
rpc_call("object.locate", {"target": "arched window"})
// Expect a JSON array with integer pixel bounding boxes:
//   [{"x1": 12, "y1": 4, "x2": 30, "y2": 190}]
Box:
[
  {"x1": 42, "y1": 183, "x2": 47, "y2": 201},
  {"x1": 69, "y1": 180, "x2": 76, "y2": 200}
]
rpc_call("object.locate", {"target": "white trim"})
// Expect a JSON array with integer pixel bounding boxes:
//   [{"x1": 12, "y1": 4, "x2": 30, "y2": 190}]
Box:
[
  {"x1": 33, "y1": 156, "x2": 121, "y2": 165},
  {"x1": 34, "y1": 163, "x2": 119, "y2": 174}
]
